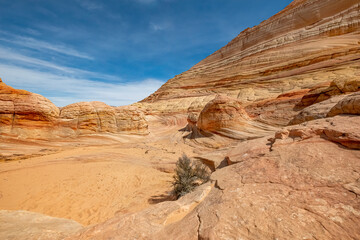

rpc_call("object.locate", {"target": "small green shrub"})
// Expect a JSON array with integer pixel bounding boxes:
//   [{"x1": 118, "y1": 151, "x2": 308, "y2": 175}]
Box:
[{"x1": 172, "y1": 154, "x2": 210, "y2": 199}]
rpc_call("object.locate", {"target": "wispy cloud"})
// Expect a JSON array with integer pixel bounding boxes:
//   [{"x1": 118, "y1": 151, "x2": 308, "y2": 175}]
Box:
[
  {"x1": 135, "y1": 0, "x2": 157, "y2": 4},
  {"x1": 0, "y1": 29, "x2": 163, "y2": 106},
  {"x1": 150, "y1": 22, "x2": 172, "y2": 31},
  {"x1": 0, "y1": 46, "x2": 76, "y2": 72},
  {"x1": 0, "y1": 31, "x2": 93, "y2": 60},
  {"x1": 0, "y1": 64, "x2": 164, "y2": 107},
  {"x1": 0, "y1": 46, "x2": 121, "y2": 81},
  {"x1": 77, "y1": 0, "x2": 103, "y2": 10}
]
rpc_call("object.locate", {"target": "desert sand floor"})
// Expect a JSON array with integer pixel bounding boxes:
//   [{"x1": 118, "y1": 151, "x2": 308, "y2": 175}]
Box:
[{"x1": 0, "y1": 123, "x2": 206, "y2": 226}]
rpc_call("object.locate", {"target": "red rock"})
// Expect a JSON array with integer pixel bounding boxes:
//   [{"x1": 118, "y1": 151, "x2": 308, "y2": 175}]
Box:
[
  {"x1": 1, "y1": 1, "x2": 360, "y2": 238},
  {"x1": 0, "y1": 79, "x2": 60, "y2": 139},
  {"x1": 197, "y1": 95, "x2": 250, "y2": 132}
]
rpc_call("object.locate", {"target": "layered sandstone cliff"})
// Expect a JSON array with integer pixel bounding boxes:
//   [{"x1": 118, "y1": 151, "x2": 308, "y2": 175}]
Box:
[{"x1": 141, "y1": 0, "x2": 360, "y2": 120}]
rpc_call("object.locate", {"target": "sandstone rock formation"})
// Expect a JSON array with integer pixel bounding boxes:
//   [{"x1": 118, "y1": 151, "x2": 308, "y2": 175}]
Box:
[
  {"x1": 299, "y1": 78, "x2": 360, "y2": 107},
  {"x1": 197, "y1": 95, "x2": 278, "y2": 140},
  {"x1": 0, "y1": 78, "x2": 60, "y2": 139},
  {"x1": 142, "y1": 0, "x2": 360, "y2": 112},
  {"x1": 289, "y1": 94, "x2": 347, "y2": 125},
  {"x1": 290, "y1": 90, "x2": 360, "y2": 125},
  {"x1": 137, "y1": 0, "x2": 360, "y2": 140},
  {"x1": 0, "y1": 79, "x2": 148, "y2": 139},
  {"x1": 1, "y1": 0, "x2": 360, "y2": 239},
  {"x1": 61, "y1": 1, "x2": 360, "y2": 238},
  {"x1": 59, "y1": 102, "x2": 148, "y2": 136},
  {"x1": 115, "y1": 106, "x2": 148, "y2": 134},
  {"x1": 68, "y1": 115, "x2": 360, "y2": 240},
  {"x1": 327, "y1": 92, "x2": 360, "y2": 117},
  {"x1": 0, "y1": 210, "x2": 82, "y2": 240}
]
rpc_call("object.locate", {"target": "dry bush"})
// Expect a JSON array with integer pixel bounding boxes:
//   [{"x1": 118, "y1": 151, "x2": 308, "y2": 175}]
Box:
[{"x1": 172, "y1": 154, "x2": 210, "y2": 199}]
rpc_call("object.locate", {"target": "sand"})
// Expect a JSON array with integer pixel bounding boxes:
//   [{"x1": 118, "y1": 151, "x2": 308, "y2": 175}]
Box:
[{"x1": 0, "y1": 123, "x2": 203, "y2": 226}]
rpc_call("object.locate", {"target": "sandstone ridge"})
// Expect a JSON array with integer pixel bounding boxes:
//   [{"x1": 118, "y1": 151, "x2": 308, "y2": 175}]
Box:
[
  {"x1": 141, "y1": 0, "x2": 360, "y2": 120},
  {"x1": 0, "y1": 79, "x2": 148, "y2": 139}
]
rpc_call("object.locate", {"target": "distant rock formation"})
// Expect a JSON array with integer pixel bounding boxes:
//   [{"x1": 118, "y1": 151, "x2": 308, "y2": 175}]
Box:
[{"x1": 0, "y1": 78, "x2": 148, "y2": 139}]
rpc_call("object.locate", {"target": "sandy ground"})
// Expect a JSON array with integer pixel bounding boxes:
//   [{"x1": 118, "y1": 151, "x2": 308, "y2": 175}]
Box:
[{"x1": 0, "y1": 121, "x2": 209, "y2": 226}]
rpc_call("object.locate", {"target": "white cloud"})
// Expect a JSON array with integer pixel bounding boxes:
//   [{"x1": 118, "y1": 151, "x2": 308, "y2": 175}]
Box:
[
  {"x1": 0, "y1": 64, "x2": 164, "y2": 107},
  {"x1": 150, "y1": 22, "x2": 172, "y2": 31},
  {"x1": 0, "y1": 32, "x2": 93, "y2": 60},
  {"x1": 0, "y1": 31, "x2": 164, "y2": 107},
  {"x1": 0, "y1": 46, "x2": 120, "y2": 81},
  {"x1": 0, "y1": 46, "x2": 75, "y2": 72}
]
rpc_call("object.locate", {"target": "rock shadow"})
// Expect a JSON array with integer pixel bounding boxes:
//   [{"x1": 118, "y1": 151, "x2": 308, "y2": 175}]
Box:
[{"x1": 148, "y1": 193, "x2": 176, "y2": 204}]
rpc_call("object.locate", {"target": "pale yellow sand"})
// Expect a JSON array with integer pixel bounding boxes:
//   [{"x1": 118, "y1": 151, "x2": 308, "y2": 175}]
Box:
[{"x1": 0, "y1": 143, "x2": 176, "y2": 225}]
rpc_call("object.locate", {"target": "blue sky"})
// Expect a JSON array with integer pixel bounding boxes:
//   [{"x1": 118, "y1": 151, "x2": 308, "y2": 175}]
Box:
[{"x1": 0, "y1": 0, "x2": 292, "y2": 106}]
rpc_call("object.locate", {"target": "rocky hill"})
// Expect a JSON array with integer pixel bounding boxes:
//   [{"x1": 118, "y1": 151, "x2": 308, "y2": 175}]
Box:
[
  {"x1": 0, "y1": 0, "x2": 359, "y2": 239},
  {"x1": 140, "y1": 0, "x2": 360, "y2": 135}
]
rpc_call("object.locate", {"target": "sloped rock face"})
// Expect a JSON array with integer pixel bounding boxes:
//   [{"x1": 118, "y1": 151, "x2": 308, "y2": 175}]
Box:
[
  {"x1": 138, "y1": 0, "x2": 360, "y2": 141},
  {"x1": 0, "y1": 79, "x2": 148, "y2": 139},
  {"x1": 0, "y1": 210, "x2": 83, "y2": 240},
  {"x1": 290, "y1": 90, "x2": 360, "y2": 125},
  {"x1": 67, "y1": 184, "x2": 213, "y2": 240},
  {"x1": 142, "y1": 0, "x2": 360, "y2": 114},
  {"x1": 289, "y1": 94, "x2": 347, "y2": 125}
]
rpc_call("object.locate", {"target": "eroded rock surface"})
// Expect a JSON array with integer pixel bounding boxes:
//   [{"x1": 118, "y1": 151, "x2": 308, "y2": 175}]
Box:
[
  {"x1": 328, "y1": 92, "x2": 360, "y2": 117},
  {"x1": 0, "y1": 210, "x2": 82, "y2": 240},
  {"x1": 299, "y1": 78, "x2": 360, "y2": 107},
  {"x1": 289, "y1": 94, "x2": 347, "y2": 125}
]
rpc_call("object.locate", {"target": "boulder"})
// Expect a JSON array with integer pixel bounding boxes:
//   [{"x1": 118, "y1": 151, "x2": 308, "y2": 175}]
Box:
[{"x1": 197, "y1": 95, "x2": 278, "y2": 140}]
